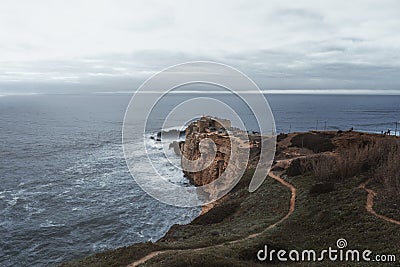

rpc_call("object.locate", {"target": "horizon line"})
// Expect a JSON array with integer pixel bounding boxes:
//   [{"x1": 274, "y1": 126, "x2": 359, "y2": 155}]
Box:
[
  {"x1": 2, "y1": 89, "x2": 400, "y2": 97},
  {"x1": 95, "y1": 89, "x2": 400, "y2": 95}
]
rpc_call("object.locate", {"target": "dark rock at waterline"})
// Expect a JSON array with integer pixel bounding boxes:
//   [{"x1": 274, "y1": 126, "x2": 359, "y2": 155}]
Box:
[{"x1": 150, "y1": 136, "x2": 162, "y2": 142}]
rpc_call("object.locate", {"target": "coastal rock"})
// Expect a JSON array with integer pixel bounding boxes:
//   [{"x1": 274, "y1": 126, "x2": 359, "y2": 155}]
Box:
[
  {"x1": 179, "y1": 117, "x2": 252, "y2": 200},
  {"x1": 181, "y1": 132, "x2": 232, "y2": 186}
]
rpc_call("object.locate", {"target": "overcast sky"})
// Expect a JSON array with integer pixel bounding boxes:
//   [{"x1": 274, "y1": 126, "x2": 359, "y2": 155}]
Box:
[{"x1": 1, "y1": 0, "x2": 400, "y2": 94}]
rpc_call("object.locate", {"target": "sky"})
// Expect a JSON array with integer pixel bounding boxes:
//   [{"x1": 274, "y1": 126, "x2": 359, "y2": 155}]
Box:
[{"x1": 1, "y1": 0, "x2": 400, "y2": 94}]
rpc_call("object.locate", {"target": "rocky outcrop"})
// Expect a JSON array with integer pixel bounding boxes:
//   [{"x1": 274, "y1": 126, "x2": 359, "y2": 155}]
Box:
[
  {"x1": 181, "y1": 132, "x2": 232, "y2": 186},
  {"x1": 179, "y1": 117, "x2": 251, "y2": 201},
  {"x1": 61, "y1": 130, "x2": 400, "y2": 267}
]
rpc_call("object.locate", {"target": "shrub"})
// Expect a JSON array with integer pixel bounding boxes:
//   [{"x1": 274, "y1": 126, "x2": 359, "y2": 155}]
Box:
[{"x1": 294, "y1": 137, "x2": 400, "y2": 196}]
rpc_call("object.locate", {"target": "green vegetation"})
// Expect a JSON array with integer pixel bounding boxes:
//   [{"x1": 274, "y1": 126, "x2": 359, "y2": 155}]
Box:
[
  {"x1": 58, "y1": 242, "x2": 165, "y2": 267},
  {"x1": 139, "y1": 173, "x2": 399, "y2": 267},
  {"x1": 299, "y1": 134, "x2": 400, "y2": 198},
  {"x1": 61, "y1": 132, "x2": 400, "y2": 267}
]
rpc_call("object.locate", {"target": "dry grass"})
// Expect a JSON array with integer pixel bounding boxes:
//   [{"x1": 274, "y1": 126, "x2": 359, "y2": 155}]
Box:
[
  {"x1": 374, "y1": 140, "x2": 400, "y2": 196},
  {"x1": 300, "y1": 137, "x2": 400, "y2": 196}
]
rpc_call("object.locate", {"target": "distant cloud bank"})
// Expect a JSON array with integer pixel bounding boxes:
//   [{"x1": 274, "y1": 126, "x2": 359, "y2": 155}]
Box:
[{"x1": 1, "y1": 0, "x2": 399, "y2": 94}]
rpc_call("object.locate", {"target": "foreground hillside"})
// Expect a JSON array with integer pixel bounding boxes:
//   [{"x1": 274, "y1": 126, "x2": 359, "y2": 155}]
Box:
[{"x1": 61, "y1": 131, "x2": 400, "y2": 266}]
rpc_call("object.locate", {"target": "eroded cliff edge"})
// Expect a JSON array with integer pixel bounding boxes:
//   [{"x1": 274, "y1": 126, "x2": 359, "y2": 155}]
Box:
[
  {"x1": 181, "y1": 117, "x2": 263, "y2": 182},
  {"x1": 179, "y1": 116, "x2": 262, "y2": 203},
  {"x1": 61, "y1": 129, "x2": 400, "y2": 267}
]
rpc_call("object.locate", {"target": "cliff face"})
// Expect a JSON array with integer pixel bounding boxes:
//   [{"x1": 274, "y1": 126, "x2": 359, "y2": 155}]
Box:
[
  {"x1": 181, "y1": 132, "x2": 231, "y2": 186},
  {"x1": 61, "y1": 130, "x2": 400, "y2": 267},
  {"x1": 180, "y1": 117, "x2": 252, "y2": 195}
]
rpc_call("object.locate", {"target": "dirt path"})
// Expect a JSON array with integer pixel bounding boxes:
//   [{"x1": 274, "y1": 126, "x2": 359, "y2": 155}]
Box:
[
  {"x1": 128, "y1": 251, "x2": 167, "y2": 267},
  {"x1": 128, "y1": 154, "x2": 400, "y2": 267},
  {"x1": 127, "y1": 170, "x2": 296, "y2": 267},
  {"x1": 359, "y1": 180, "x2": 400, "y2": 225}
]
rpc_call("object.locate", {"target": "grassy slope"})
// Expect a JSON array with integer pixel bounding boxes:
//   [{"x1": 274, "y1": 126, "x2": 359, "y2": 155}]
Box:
[
  {"x1": 61, "y1": 172, "x2": 400, "y2": 267},
  {"x1": 61, "y1": 133, "x2": 400, "y2": 267},
  {"x1": 59, "y1": 170, "x2": 289, "y2": 267},
  {"x1": 139, "y1": 175, "x2": 399, "y2": 267}
]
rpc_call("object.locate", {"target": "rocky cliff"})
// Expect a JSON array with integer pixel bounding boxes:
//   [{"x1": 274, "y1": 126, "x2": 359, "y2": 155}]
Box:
[
  {"x1": 181, "y1": 131, "x2": 231, "y2": 186},
  {"x1": 179, "y1": 117, "x2": 255, "y2": 202},
  {"x1": 61, "y1": 130, "x2": 400, "y2": 267}
]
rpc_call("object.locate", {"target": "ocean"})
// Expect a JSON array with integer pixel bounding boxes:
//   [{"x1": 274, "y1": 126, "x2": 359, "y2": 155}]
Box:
[{"x1": 0, "y1": 93, "x2": 399, "y2": 266}]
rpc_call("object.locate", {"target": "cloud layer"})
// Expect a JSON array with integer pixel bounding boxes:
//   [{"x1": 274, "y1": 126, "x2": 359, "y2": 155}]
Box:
[{"x1": 1, "y1": 0, "x2": 400, "y2": 93}]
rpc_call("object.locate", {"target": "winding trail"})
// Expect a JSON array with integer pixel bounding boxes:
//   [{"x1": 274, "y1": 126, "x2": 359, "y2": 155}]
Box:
[
  {"x1": 359, "y1": 180, "x2": 400, "y2": 225},
  {"x1": 127, "y1": 170, "x2": 296, "y2": 267},
  {"x1": 127, "y1": 157, "x2": 400, "y2": 267}
]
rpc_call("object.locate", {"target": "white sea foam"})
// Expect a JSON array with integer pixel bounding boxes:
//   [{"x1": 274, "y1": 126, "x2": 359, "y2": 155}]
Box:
[{"x1": 39, "y1": 220, "x2": 65, "y2": 228}]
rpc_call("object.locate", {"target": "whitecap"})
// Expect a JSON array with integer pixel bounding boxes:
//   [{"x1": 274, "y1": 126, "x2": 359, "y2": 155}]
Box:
[
  {"x1": 24, "y1": 204, "x2": 45, "y2": 215},
  {"x1": 7, "y1": 196, "x2": 19, "y2": 206},
  {"x1": 39, "y1": 220, "x2": 65, "y2": 228}
]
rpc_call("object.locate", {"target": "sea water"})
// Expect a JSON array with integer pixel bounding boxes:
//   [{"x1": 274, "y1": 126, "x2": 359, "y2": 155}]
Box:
[{"x1": 0, "y1": 93, "x2": 399, "y2": 266}]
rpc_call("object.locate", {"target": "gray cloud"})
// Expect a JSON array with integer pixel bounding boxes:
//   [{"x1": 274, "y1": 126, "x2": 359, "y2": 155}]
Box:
[{"x1": 0, "y1": 0, "x2": 400, "y2": 94}]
